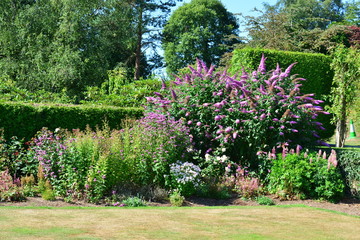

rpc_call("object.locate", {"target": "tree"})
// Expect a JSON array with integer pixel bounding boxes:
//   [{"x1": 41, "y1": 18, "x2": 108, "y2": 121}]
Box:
[
  {"x1": 162, "y1": 0, "x2": 239, "y2": 74},
  {"x1": 341, "y1": 0, "x2": 360, "y2": 26},
  {"x1": 244, "y1": 0, "x2": 346, "y2": 53},
  {"x1": 245, "y1": 4, "x2": 298, "y2": 51},
  {"x1": 328, "y1": 45, "x2": 360, "y2": 147},
  {"x1": 130, "y1": 0, "x2": 181, "y2": 80},
  {"x1": 0, "y1": 0, "x2": 137, "y2": 95}
]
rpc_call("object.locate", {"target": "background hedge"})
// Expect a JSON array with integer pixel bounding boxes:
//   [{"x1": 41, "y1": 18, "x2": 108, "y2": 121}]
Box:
[
  {"x1": 229, "y1": 48, "x2": 335, "y2": 139},
  {"x1": 0, "y1": 102, "x2": 144, "y2": 141}
]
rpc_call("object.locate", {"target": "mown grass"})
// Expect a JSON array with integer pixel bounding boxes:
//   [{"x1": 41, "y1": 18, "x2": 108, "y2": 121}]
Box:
[{"x1": 0, "y1": 205, "x2": 359, "y2": 239}]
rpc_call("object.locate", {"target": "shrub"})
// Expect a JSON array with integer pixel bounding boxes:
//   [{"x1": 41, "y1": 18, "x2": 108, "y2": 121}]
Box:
[
  {"x1": 231, "y1": 166, "x2": 263, "y2": 199},
  {"x1": 169, "y1": 190, "x2": 185, "y2": 207},
  {"x1": 122, "y1": 196, "x2": 147, "y2": 207},
  {"x1": 124, "y1": 112, "x2": 193, "y2": 188},
  {"x1": 146, "y1": 57, "x2": 329, "y2": 169},
  {"x1": 0, "y1": 169, "x2": 25, "y2": 202},
  {"x1": 166, "y1": 161, "x2": 201, "y2": 197},
  {"x1": 268, "y1": 149, "x2": 345, "y2": 202},
  {"x1": 256, "y1": 196, "x2": 275, "y2": 205},
  {"x1": 338, "y1": 149, "x2": 360, "y2": 197},
  {"x1": 229, "y1": 48, "x2": 335, "y2": 139}
]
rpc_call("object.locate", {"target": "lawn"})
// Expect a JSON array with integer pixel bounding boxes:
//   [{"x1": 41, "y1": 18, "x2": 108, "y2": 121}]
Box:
[{"x1": 0, "y1": 205, "x2": 359, "y2": 239}]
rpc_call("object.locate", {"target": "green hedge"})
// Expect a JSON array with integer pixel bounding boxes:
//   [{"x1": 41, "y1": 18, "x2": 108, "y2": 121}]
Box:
[
  {"x1": 0, "y1": 102, "x2": 144, "y2": 141},
  {"x1": 337, "y1": 149, "x2": 360, "y2": 198},
  {"x1": 229, "y1": 48, "x2": 335, "y2": 139}
]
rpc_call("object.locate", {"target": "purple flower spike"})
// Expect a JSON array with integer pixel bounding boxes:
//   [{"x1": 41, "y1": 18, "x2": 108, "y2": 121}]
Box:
[
  {"x1": 171, "y1": 89, "x2": 177, "y2": 100},
  {"x1": 161, "y1": 80, "x2": 167, "y2": 89},
  {"x1": 272, "y1": 63, "x2": 281, "y2": 76},
  {"x1": 154, "y1": 92, "x2": 163, "y2": 99},
  {"x1": 225, "y1": 127, "x2": 233, "y2": 133},
  {"x1": 215, "y1": 115, "x2": 222, "y2": 121},
  {"x1": 233, "y1": 132, "x2": 238, "y2": 139},
  {"x1": 257, "y1": 54, "x2": 267, "y2": 74},
  {"x1": 284, "y1": 62, "x2": 297, "y2": 77}
]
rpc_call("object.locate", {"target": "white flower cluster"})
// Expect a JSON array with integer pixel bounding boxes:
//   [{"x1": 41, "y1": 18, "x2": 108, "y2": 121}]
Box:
[
  {"x1": 204, "y1": 153, "x2": 228, "y2": 163},
  {"x1": 170, "y1": 161, "x2": 201, "y2": 186}
]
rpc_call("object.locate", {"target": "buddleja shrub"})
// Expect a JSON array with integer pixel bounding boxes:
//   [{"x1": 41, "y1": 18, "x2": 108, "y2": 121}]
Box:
[{"x1": 146, "y1": 56, "x2": 329, "y2": 168}]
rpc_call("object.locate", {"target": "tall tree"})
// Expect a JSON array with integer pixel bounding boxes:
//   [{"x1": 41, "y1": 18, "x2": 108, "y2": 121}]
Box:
[
  {"x1": 130, "y1": 0, "x2": 181, "y2": 80},
  {"x1": 244, "y1": 0, "x2": 347, "y2": 53},
  {"x1": 0, "y1": 0, "x2": 136, "y2": 95},
  {"x1": 162, "y1": 0, "x2": 239, "y2": 74}
]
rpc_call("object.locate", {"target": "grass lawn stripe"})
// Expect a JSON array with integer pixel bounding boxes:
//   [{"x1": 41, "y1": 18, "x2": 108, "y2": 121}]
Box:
[{"x1": 0, "y1": 205, "x2": 358, "y2": 239}]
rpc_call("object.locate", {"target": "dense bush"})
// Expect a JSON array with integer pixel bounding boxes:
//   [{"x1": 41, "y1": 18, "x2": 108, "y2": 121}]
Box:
[
  {"x1": 15, "y1": 111, "x2": 193, "y2": 202},
  {"x1": 0, "y1": 102, "x2": 143, "y2": 141},
  {"x1": 146, "y1": 57, "x2": 330, "y2": 169},
  {"x1": 267, "y1": 148, "x2": 345, "y2": 202},
  {"x1": 338, "y1": 149, "x2": 360, "y2": 197},
  {"x1": 229, "y1": 48, "x2": 335, "y2": 139},
  {"x1": 0, "y1": 169, "x2": 25, "y2": 202}
]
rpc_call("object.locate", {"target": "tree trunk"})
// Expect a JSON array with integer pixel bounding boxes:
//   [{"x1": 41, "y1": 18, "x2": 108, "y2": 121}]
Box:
[
  {"x1": 335, "y1": 97, "x2": 347, "y2": 148},
  {"x1": 335, "y1": 119, "x2": 346, "y2": 147},
  {"x1": 134, "y1": 7, "x2": 142, "y2": 81}
]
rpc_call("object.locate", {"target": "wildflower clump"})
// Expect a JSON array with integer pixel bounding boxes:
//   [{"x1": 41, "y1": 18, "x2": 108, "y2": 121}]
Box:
[{"x1": 146, "y1": 56, "x2": 329, "y2": 168}]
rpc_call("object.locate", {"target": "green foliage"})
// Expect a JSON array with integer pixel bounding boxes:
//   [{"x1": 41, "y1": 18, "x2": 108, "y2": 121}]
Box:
[
  {"x1": 338, "y1": 149, "x2": 360, "y2": 197},
  {"x1": 0, "y1": 102, "x2": 143, "y2": 141},
  {"x1": 268, "y1": 150, "x2": 345, "y2": 202},
  {"x1": 18, "y1": 112, "x2": 192, "y2": 203},
  {"x1": 21, "y1": 175, "x2": 38, "y2": 197},
  {"x1": 0, "y1": 0, "x2": 137, "y2": 95},
  {"x1": 81, "y1": 78, "x2": 162, "y2": 107},
  {"x1": 327, "y1": 46, "x2": 360, "y2": 147},
  {"x1": 0, "y1": 78, "x2": 75, "y2": 103},
  {"x1": 162, "y1": 0, "x2": 239, "y2": 73},
  {"x1": 229, "y1": 48, "x2": 335, "y2": 139},
  {"x1": 0, "y1": 169, "x2": 26, "y2": 202},
  {"x1": 169, "y1": 190, "x2": 185, "y2": 207},
  {"x1": 41, "y1": 189, "x2": 56, "y2": 201},
  {"x1": 256, "y1": 196, "x2": 275, "y2": 205},
  {"x1": 196, "y1": 183, "x2": 232, "y2": 199},
  {"x1": 122, "y1": 196, "x2": 147, "y2": 207},
  {"x1": 243, "y1": 0, "x2": 346, "y2": 53}
]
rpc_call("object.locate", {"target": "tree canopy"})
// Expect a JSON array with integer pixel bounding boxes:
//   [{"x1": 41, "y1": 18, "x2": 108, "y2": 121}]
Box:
[
  {"x1": 0, "y1": 0, "x2": 181, "y2": 96},
  {"x1": 162, "y1": 0, "x2": 239, "y2": 74},
  {"x1": 243, "y1": 0, "x2": 360, "y2": 54}
]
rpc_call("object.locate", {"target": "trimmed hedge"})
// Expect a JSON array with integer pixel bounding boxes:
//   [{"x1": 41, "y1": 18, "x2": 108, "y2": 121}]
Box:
[
  {"x1": 229, "y1": 48, "x2": 335, "y2": 139},
  {"x1": 0, "y1": 102, "x2": 144, "y2": 141}
]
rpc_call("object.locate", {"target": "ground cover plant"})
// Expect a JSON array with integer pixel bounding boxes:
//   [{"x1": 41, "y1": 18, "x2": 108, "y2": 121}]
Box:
[{"x1": 0, "y1": 206, "x2": 359, "y2": 239}]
